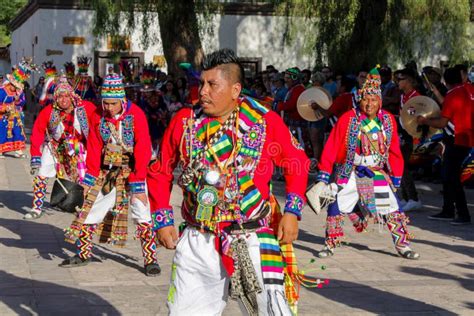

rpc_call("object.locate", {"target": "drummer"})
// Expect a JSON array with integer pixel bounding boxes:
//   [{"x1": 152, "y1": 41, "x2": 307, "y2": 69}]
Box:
[
  {"x1": 277, "y1": 68, "x2": 306, "y2": 145},
  {"x1": 327, "y1": 75, "x2": 356, "y2": 128},
  {"x1": 396, "y1": 68, "x2": 422, "y2": 212},
  {"x1": 418, "y1": 68, "x2": 473, "y2": 225},
  {"x1": 307, "y1": 72, "x2": 329, "y2": 163}
]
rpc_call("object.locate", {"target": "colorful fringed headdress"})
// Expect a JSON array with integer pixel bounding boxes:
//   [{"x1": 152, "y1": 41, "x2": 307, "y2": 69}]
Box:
[
  {"x1": 359, "y1": 66, "x2": 382, "y2": 99},
  {"x1": 119, "y1": 60, "x2": 133, "y2": 83},
  {"x1": 101, "y1": 73, "x2": 126, "y2": 100},
  {"x1": 42, "y1": 61, "x2": 57, "y2": 79},
  {"x1": 77, "y1": 56, "x2": 91, "y2": 74},
  {"x1": 140, "y1": 63, "x2": 156, "y2": 85},
  {"x1": 6, "y1": 58, "x2": 37, "y2": 90},
  {"x1": 64, "y1": 62, "x2": 76, "y2": 78},
  {"x1": 53, "y1": 74, "x2": 81, "y2": 107}
]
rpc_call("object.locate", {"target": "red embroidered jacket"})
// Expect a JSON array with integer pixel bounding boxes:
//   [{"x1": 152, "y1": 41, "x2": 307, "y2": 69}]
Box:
[
  {"x1": 30, "y1": 101, "x2": 98, "y2": 164},
  {"x1": 147, "y1": 97, "x2": 310, "y2": 231},
  {"x1": 317, "y1": 109, "x2": 404, "y2": 187},
  {"x1": 81, "y1": 101, "x2": 151, "y2": 193}
]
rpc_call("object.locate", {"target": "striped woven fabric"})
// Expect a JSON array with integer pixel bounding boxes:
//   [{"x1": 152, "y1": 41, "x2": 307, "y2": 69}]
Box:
[
  {"x1": 183, "y1": 97, "x2": 270, "y2": 225},
  {"x1": 256, "y1": 227, "x2": 285, "y2": 287}
]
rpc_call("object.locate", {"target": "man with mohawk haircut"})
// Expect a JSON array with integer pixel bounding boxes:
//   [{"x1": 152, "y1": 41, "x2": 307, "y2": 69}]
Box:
[{"x1": 148, "y1": 48, "x2": 310, "y2": 315}]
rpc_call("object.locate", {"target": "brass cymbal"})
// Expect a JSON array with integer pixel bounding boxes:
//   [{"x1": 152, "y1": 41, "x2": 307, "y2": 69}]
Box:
[
  {"x1": 297, "y1": 87, "x2": 333, "y2": 122},
  {"x1": 400, "y1": 95, "x2": 441, "y2": 138}
]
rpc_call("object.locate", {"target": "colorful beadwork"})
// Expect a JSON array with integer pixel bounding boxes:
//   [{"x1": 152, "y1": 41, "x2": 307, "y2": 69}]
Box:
[
  {"x1": 325, "y1": 214, "x2": 345, "y2": 249},
  {"x1": 122, "y1": 113, "x2": 134, "y2": 148},
  {"x1": 284, "y1": 193, "x2": 304, "y2": 219},
  {"x1": 75, "y1": 105, "x2": 89, "y2": 138},
  {"x1": 386, "y1": 211, "x2": 413, "y2": 249},
  {"x1": 136, "y1": 221, "x2": 157, "y2": 265},
  {"x1": 316, "y1": 170, "x2": 331, "y2": 184},
  {"x1": 152, "y1": 208, "x2": 174, "y2": 230},
  {"x1": 32, "y1": 176, "x2": 48, "y2": 211},
  {"x1": 81, "y1": 173, "x2": 97, "y2": 187},
  {"x1": 30, "y1": 156, "x2": 41, "y2": 168},
  {"x1": 76, "y1": 224, "x2": 97, "y2": 260},
  {"x1": 129, "y1": 181, "x2": 146, "y2": 194}
]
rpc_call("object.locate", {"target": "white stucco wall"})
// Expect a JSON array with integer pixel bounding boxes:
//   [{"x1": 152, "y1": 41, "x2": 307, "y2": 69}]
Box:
[
  {"x1": 200, "y1": 14, "x2": 316, "y2": 71},
  {"x1": 0, "y1": 60, "x2": 10, "y2": 76},
  {"x1": 10, "y1": 8, "x2": 473, "y2": 86},
  {"x1": 10, "y1": 9, "x2": 163, "y2": 86}
]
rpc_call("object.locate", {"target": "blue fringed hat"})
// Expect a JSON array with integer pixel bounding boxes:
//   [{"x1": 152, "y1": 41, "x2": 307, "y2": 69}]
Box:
[{"x1": 101, "y1": 73, "x2": 126, "y2": 99}]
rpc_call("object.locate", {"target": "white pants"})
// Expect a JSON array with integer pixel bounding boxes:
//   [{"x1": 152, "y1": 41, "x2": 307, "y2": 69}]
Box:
[
  {"x1": 38, "y1": 145, "x2": 57, "y2": 178},
  {"x1": 168, "y1": 227, "x2": 291, "y2": 316},
  {"x1": 84, "y1": 186, "x2": 151, "y2": 224},
  {"x1": 337, "y1": 171, "x2": 399, "y2": 215}
]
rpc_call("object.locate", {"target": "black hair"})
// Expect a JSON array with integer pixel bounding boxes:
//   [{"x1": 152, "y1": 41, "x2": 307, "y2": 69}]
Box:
[
  {"x1": 201, "y1": 48, "x2": 245, "y2": 85},
  {"x1": 454, "y1": 64, "x2": 468, "y2": 73},
  {"x1": 302, "y1": 69, "x2": 312, "y2": 76},
  {"x1": 176, "y1": 77, "x2": 187, "y2": 88},
  {"x1": 379, "y1": 66, "x2": 392, "y2": 76},
  {"x1": 357, "y1": 68, "x2": 369, "y2": 76},
  {"x1": 443, "y1": 67, "x2": 462, "y2": 86},
  {"x1": 399, "y1": 68, "x2": 418, "y2": 79},
  {"x1": 340, "y1": 75, "x2": 355, "y2": 91}
]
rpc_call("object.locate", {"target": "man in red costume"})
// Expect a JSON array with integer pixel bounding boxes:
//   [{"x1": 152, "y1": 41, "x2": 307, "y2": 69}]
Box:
[
  {"x1": 327, "y1": 75, "x2": 356, "y2": 128},
  {"x1": 277, "y1": 67, "x2": 306, "y2": 144},
  {"x1": 147, "y1": 49, "x2": 309, "y2": 314},
  {"x1": 26, "y1": 75, "x2": 97, "y2": 219},
  {"x1": 315, "y1": 68, "x2": 420, "y2": 260},
  {"x1": 419, "y1": 67, "x2": 473, "y2": 225},
  {"x1": 61, "y1": 74, "x2": 160, "y2": 276}
]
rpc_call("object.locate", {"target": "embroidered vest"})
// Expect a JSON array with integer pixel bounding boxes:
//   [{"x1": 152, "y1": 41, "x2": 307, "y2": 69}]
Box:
[{"x1": 182, "y1": 97, "x2": 270, "y2": 223}]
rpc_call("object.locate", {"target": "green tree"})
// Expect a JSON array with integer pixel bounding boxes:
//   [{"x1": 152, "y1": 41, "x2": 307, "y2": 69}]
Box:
[
  {"x1": 91, "y1": 1, "x2": 472, "y2": 74},
  {"x1": 0, "y1": 0, "x2": 27, "y2": 46},
  {"x1": 91, "y1": 0, "x2": 218, "y2": 74},
  {"x1": 274, "y1": 0, "x2": 473, "y2": 72}
]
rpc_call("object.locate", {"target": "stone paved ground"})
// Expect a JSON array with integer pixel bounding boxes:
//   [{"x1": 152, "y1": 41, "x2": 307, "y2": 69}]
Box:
[{"x1": 0, "y1": 148, "x2": 473, "y2": 315}]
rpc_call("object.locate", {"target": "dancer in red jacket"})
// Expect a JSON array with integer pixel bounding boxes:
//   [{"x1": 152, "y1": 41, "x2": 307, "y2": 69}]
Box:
[
  {"x1": 61, "y1": 74, "x2": 160, "y2": 276},
  {"x1": 27, "y1": 76, "x2": 97, "y2": 219},
  {"x1": 315, "y1": 68, "x2": 419, "y2": 260},
  {"x1": 147, "y1": 49, "x2": 309, "y2": 314}
]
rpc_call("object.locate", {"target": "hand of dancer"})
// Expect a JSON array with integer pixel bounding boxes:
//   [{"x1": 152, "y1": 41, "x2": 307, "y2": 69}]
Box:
[
  {"x1": 81, "y1": 183, "x2": 91, "y2": 198},
  {"x1": 157, "y1": 226, "x2": 178, "y2": 249},
  {"x1": 278, "y1": 213, "x2": 299, "y2": 244}
]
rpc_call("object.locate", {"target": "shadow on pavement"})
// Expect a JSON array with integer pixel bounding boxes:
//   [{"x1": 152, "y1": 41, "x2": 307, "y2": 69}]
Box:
[
  {"x1": 308, "y1": 278, "x2": 457, "y2": 315},
  {"x1": 400, "y1": 266, "x2": 474, "y2": 292},
  {"x1": 0, "y1": 190, "x2": 35, "y2": 216},
  {"x1": 414, "y1": 238, "x2": 474, "y2": 258},
  {"x1": 295, "y1": 229, "x2": 399, "y2": 258},
  {"x1": 0, "y1": 218, "x2": 143, "y2": 272},
  {"x1": 0, "y1": 270, "x2": 120, "y2": 315}
]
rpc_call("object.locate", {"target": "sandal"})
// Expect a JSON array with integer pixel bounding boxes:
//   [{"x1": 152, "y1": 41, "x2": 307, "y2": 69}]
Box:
[
  {"x1": 59, "y1": 255, "x2": 90, "y2": 268},
  {"x1": 23, "y1": 211, "x2": 43, "y2": 220},
  {"x1": 398, "y1": 248, "x2": 420, "y2": 260},
  {"x1": 317, "y1": 246, "x2": 334, "y2": 258},
  {"x1": 145, "y1": 263, "x2": 162, "y2": 276}
]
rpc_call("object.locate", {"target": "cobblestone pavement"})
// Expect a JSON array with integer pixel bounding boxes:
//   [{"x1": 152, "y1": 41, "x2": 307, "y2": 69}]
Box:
[{"x1": 0, "y1": 149, "x2": 473, "y2": 315}]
